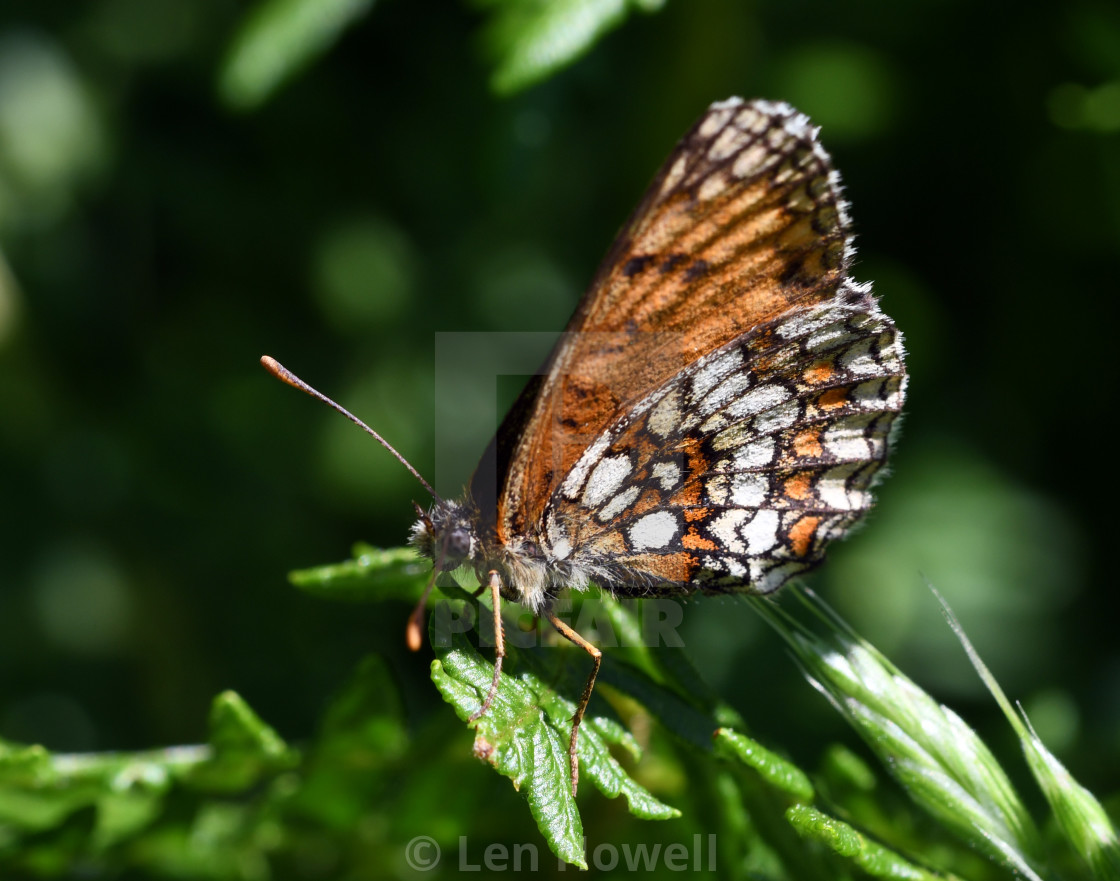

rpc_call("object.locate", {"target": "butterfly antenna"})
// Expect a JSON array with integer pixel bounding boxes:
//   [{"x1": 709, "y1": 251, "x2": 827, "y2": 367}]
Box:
[{"x1": 260, "y1": 356, "x2": 442, "y2": 504}]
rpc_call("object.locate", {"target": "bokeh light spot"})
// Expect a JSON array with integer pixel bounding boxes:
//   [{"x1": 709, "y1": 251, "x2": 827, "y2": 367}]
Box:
[
  {"x1": 773, "y1": 42, "x2": 898, "y2": 142},
  {"x1": 0, "y1": 31, "x2": 105, "y2": 230},
  {"x1": 1049, "y1": 80, "x2": 1120, "y2": 131},
  {"x1": 311, "y1": 216, "x2": 417, "y2": 333},
  {"x1": 30, "y1": 542, "x2": 134, "y2": 655},
  {"x1": 471, "y1": 245, "x2": 576, "y2": 332},
  {"x1": 1023, "y1": 688, "x2": 1080, "y2": 755}
]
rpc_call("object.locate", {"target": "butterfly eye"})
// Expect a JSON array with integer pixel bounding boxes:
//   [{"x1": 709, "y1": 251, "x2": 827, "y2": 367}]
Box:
[{"x1": 445, "y1": 526, "x2": 473, "y2": 562}]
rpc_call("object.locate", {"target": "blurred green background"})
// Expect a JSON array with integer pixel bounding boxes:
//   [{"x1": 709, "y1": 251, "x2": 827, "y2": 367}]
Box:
[{"x1": 0, "y1": 0, "x2": 1118, "y2": 874}]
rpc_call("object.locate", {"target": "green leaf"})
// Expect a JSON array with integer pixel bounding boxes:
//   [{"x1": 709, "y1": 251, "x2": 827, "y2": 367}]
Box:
[
  {"x1": 218, "y1": 0, "x2": 376, "y2": 110},
  {"x1": 429, "y1": 625, "x2": 586, "y2": 868},
  {"x1": 480, "y1": 0, "x2": 668, "y2": 95},
  {"x1": 186, "y1": 691, "x2": 298, "y2": 792},
  {"x1": 713, "y1": 727, "x2": 814, "y2": 802},
  {"x1": 288, "y1": 543, "x2": 429, "y2": 603},
  {"x1": 785, "y1": 804, "x2": 942, "y2": 881},
  {"x1": 0, "y1": 744, "x2": 99, "y2": 832},
  {"x1": 428, "y1": 600, "x2": 678, "y2": 868}
]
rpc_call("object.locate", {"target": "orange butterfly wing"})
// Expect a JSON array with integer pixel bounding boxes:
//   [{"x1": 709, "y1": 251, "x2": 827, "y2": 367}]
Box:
[{"x1": 472, "y1": 99, "x2": 857, "y2": 547}]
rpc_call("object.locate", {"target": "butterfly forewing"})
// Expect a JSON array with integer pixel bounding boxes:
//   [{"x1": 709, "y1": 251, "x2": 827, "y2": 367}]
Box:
[{"x1": 483, "y1": 99, "x2": 867, "y2": 553}]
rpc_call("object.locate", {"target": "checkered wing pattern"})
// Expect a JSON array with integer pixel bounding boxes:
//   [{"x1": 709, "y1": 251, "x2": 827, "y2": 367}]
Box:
[
  {"x1": 542, "y1": 289, "x2": 905, "y2": 595},
  {"x1": 476, "y1": 98, "x2": 906, "y2": 597}
]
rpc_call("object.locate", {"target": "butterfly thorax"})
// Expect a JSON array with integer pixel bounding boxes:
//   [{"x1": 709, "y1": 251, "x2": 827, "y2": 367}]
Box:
[{"x1": 411, "y1": 498, "x2": 577, "y2": 613}]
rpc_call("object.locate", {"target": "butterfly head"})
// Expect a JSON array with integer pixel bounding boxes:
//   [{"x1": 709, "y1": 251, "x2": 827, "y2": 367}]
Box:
[{"x1": 410, "y1": 499, "x2": 478, "y2": 571}]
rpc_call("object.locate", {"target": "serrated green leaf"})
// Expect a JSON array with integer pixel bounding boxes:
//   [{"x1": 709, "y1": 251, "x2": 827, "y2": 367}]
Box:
[
  {"x1": 218, "y1": 0, "x2": 376, "y2": 109},
  {"x1": 519, "y1": 651, "x2": 677, "y2": 821},
  {"x1": 481, "y1": 0, "x2": 667, "y2": 95},
  {"x1": 0, "y1": 740, "x2": 209, "y2": 846},
  {"x1": 430, "y1": 633, "x2": 587, "y2": 868},
  {"x1": 0, "y1": 744, "x2": 100, "y2": 832},
  {"x1": 429, "y1": 604, "x2": 678, "y2": 868},
  {"x1": 714, "y1": 727, "x2": 814, "y2": 802}
]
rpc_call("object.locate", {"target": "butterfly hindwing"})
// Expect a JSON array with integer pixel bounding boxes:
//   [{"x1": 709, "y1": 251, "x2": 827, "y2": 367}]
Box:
[{"x1": 540, "y1": 288, "x2": 905, "y2": 596}]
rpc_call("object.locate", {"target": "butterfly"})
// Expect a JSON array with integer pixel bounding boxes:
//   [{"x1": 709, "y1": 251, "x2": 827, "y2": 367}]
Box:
[{"x1": 263, "y1": 97, "x2": 907, "y2": 798}]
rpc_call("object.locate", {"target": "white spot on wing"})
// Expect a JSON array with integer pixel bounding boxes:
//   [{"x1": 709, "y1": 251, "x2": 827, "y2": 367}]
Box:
[
  {"x1": 807, "y1": 324, "x2": 857, "y2": 353},
  {"x1": 838, "y1": 338, "x2": 878, "y2": 376},
  {"x1": 742, "y1": 510, "x2": 779, "y2": 554},
  {"x1": 546, "y1": 511, "x2": 570, "y2": 558},
  {"x1": 661, "y1": 154, "x2": 689, "y2": 192},
  {"x1": 629, "y1": 511, "x2": 679, "y2": 550},
  {"x1": 698, "y1": 105, "x2": 735, "y2": 138},
  {"x1": 551, "y1": 536, "x2": 573, "y2": 561},
  {"x1": 822, "y1": 415, "x2": 884, "y2": 462},
  {"x1": 727, "y1": 384, "x2": 792, "y2": 419},
  {"x1": 753, "y1": 559, "x2": 810, "y2": 593},
  {"x1": 648, "y1": 390, "x2": 682, "y2": 439},
  {"x1": 753, "y1": 399, "x2": 800, "y2": 435},
  {"x1": 691, "y1": 348, "x2": 744, "y2": 401},
  {"x1": 697, "y1": 370, "x2": 752, "y2": 417},
  {"x1": 583, "y1": 455, "x2": 632, "y2": 507},
  {"x1": 731, "y1": 143, "x2": 772, "y2": 179},
  {"x1": 705, "y1": 474, "x2": 729, "y2": 505},
  {"x1": 651, "y1": 461, "x2": 682, "y2": 490},
  {"x1": 730, "y1": 437, "x2": 775, "y2": 470},
  {"x1": 598, "y1": 486, "x2": 640, "y2": 521},
  {"x1": 817, "y1": 463, "x2": 864, "y2": 511},
  {"x1": 710, "y1": 422, "x2": 750, "y2": 451},
  {"x1": 561, "y1": 433, "x2": 612, "y2": 499},
  {"x1": 776, "y1": 303, "x2": 851, "y2": 341},
  {"x1": 709, "y1": 510, "x2": 748, "y2": 554},
  {"x1": 698, "y1": 172, "x2": 729, "y2": 201},
  {"x1": 729, "y1": 473, "x2": 768, "y2": 507},
  {"x1": 822, "y1": 429, "x2": 873, "y2": 462},
  {"x1": 708, "y1": 124, "x2": 744, "y2": 160}
]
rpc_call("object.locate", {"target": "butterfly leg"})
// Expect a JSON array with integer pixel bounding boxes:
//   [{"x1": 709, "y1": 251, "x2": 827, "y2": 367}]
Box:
[
  {"x1": 545, "y1": 614, "x2": 602, "y2": 798},
  {"x1": 468, "y1": 570, "x2": 504, "y2": 723}
]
